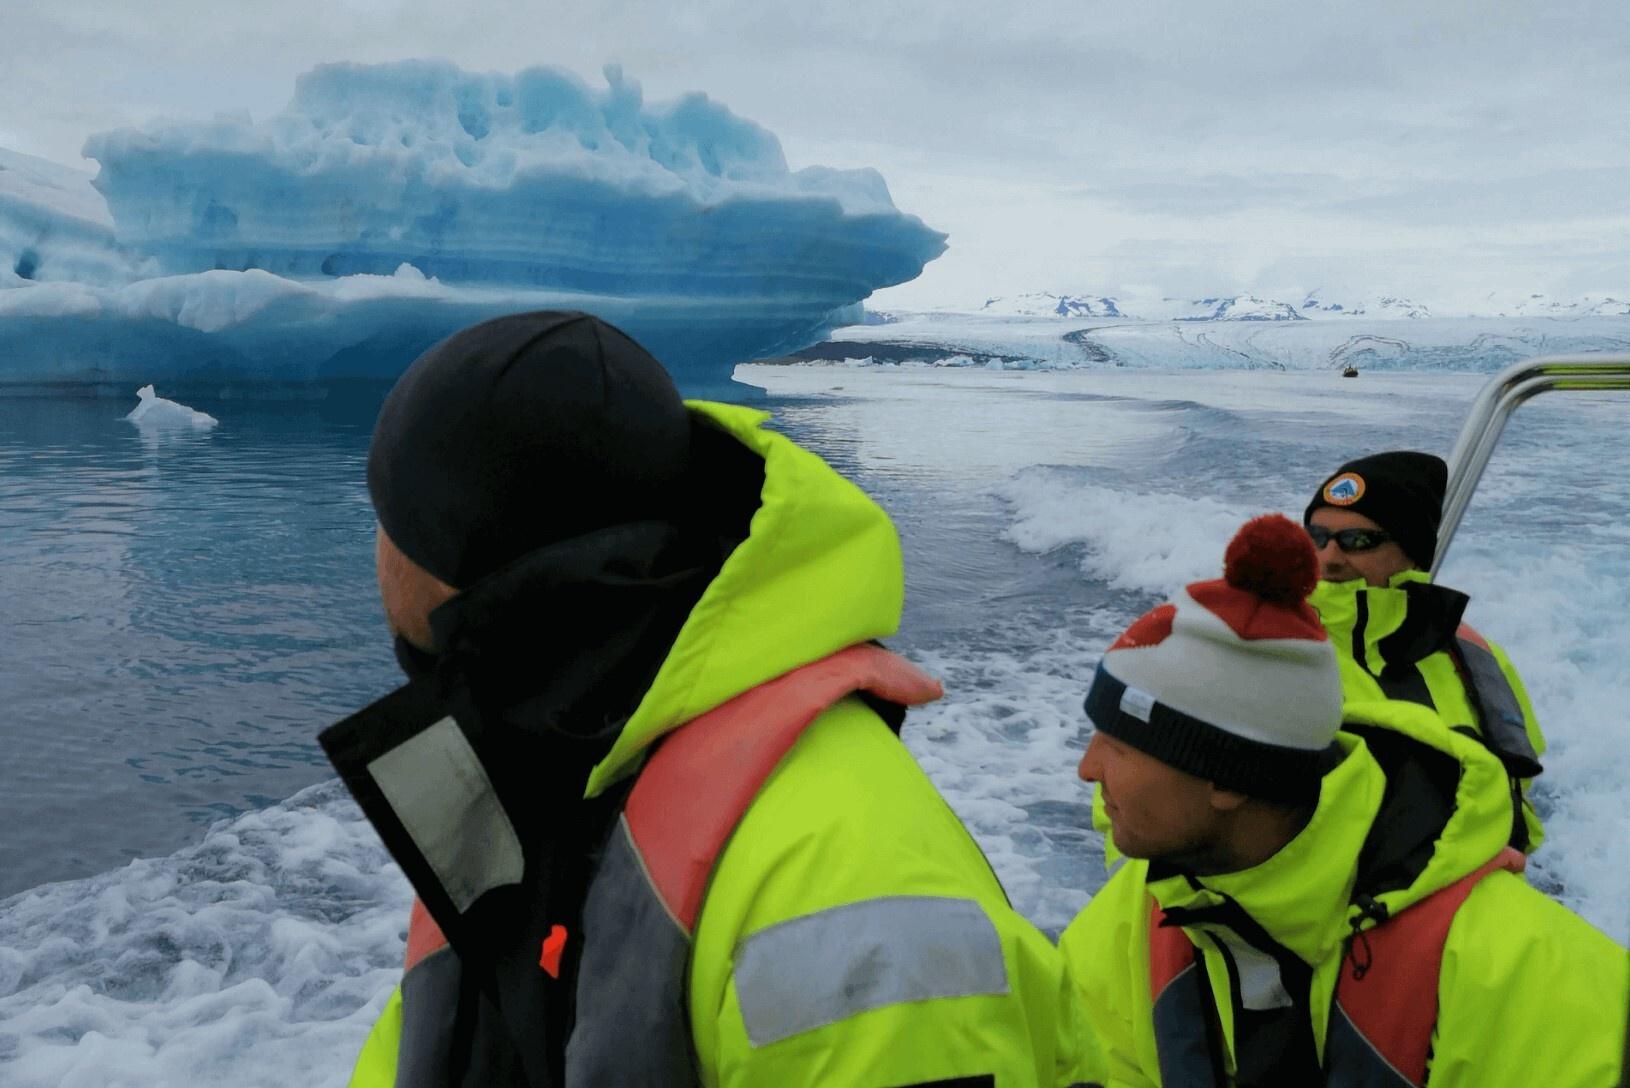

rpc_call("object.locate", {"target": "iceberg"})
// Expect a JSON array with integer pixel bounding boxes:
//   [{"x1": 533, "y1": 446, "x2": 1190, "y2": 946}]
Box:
[
  {"x1": 125, "y1": 384, "x2": 219, "y2": 428},
  {"x1": 0, "y1": 148, "x2": 143, "y2": 288},
  {"x1": 0, "y1": 61, "x2": 945, "y2": 392}
]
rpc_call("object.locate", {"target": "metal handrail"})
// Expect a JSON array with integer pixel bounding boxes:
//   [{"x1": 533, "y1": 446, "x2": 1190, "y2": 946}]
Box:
[{"x1": 1433, "y1": 355, "x2": 1630, "y2": 576}]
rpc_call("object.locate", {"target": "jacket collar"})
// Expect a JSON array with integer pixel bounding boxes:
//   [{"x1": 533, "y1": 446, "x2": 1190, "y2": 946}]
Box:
[
  {"x1": 1309, "y1": 571, "x2": 1469, "y2": 672},
  {"x1": 585, "y1": 401, "x2": 906, "y2": 796},
  {"x1": 1143, "y1": 698, "x2": 1514, "y2": 965},
  {"x1": 1145, "y1": 734, "x2": 1380, "y2": 967}
]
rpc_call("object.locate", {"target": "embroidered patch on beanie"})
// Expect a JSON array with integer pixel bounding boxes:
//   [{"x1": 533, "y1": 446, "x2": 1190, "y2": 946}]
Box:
[
  {"x1": 1322, "y1": 472, "x2": 1365, "y2": 505},
  {"x1": 1083, "y1": 514, "x2": 1345, "y2": 804}
]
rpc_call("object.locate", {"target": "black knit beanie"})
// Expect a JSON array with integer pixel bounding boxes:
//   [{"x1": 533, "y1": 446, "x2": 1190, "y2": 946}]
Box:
[
  {"x1": 367, "y1": 311, "x2": 693, "y2": 588},
  {"x1": 1303, "y1": 451, "x2": 1448, "y2": 569}
]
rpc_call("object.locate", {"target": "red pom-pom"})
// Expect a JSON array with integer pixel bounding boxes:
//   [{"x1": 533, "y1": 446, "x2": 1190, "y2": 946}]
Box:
[{"x1": 1223, "y1": 514, "x2": 1318, "y2": 604}]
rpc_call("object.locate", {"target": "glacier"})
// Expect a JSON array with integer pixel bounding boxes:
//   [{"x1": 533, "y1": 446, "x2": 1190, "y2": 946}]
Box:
[
  {"x1": 0, "y1": 61, "x2": 946, "y2": 392},
  {"x1": 784, "y1": 310, "x2": 1630, "y2": 372}
]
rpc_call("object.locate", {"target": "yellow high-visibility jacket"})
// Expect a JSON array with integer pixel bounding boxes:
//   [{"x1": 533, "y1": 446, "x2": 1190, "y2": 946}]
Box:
[
  {"x1": 1309, "y1": 571, "x2": 1546, "y2": 850},
  {"x1": 1060, "y1": 699, "x2": 1626, "y2": 1088},
  {"x1": 1093, "y1": 570, "x2": 1548, "y2": 867},
  {"x1": 348, "y1": 401, "x2": 1070, "y2": 1087}
]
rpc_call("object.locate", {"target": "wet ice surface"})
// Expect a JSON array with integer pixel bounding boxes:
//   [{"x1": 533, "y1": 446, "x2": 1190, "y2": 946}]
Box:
[{"x1": 2, "y1": 364, "x2": 1626, "y2": 1085}]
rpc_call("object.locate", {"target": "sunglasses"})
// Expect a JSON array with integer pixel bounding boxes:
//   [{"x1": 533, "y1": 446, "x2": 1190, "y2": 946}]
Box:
[{"x1": 1306, "y1": 525, "x2": 1392, "y2": 553}]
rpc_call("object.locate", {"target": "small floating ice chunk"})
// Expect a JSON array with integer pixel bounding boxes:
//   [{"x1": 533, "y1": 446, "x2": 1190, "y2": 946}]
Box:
[{"x1": 125, "y1": 384, "x2": 218, "y2": 428}]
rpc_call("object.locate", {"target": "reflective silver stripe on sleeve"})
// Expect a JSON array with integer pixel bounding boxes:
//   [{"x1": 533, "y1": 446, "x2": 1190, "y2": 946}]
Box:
[
  {"x1": 734, "y1": 895, "x2": 1009, "y2": 1048},
  {"x1": 367, "y1": 716, "x2": 524, "y2": 913}
]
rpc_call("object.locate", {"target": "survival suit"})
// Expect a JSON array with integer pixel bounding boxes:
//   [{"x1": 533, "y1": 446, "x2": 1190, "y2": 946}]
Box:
[
  {"x1": 328, "y1": 402, "x2": 1069, "y2": 1087},
  {"x1": 1059, "y1": 697, "x2": 1627, "y2": 1088}
]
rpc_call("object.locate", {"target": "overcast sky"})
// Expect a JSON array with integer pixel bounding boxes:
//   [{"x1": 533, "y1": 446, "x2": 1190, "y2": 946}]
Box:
[{"x1": 5, "y1": 0, "x2": 1627, "y2": 308}]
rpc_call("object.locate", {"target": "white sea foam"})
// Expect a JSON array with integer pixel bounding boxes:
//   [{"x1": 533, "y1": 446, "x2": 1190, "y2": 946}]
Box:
[
  {"x1": 1425, "y1": 397, "x2": 1630, "y2": 933},
  {"x1": 0, "y1": 781, "x2": 407, "y2": 1088},
  {"x1": 904, "y1": 607, "x2": 1129, "y2": 933},
  {"x1": 997, "y1": 469, "x2": 1252, "y2": 593}
]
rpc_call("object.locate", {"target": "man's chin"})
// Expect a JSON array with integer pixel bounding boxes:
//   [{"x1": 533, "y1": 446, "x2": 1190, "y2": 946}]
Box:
[{"x1": 1109, "y1": 832, "x2": 1151, "y2": 861}]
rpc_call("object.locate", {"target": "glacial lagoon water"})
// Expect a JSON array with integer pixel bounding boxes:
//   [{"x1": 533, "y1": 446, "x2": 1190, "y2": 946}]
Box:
[
  {"x1": 1, "y1": 363, "x2": 1627, "y2": 1085},
  {"x1": 0, "y1": 389, "x2": 392, "y2": 898}
]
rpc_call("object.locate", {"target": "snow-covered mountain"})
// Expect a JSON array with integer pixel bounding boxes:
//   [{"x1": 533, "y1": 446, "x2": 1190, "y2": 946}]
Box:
[
  {"x1": 1482, "y1": 293, "x2": 1630, "y2": 318},
  {"x1": 1161, "y1": 295, "x2": 1305, "y2": 322},
  {"x1": 1301, "y1": 294, "x2": 1431, "y2": 319},
  {"x1": 980, "y1": 292, "x2": 1126, "y2": 318}
]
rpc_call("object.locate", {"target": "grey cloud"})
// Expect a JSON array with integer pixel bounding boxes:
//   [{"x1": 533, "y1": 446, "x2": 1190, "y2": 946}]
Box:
[
  {"x1": 4, "y1": 0, "x2": 1628, "y2": 302},
  {"x1": 1321, "y1": 167, "x2": 1630, "y2": 226},
  {"x1": 1075, "y1": 172, "x2": 1347, "y2": 215}
]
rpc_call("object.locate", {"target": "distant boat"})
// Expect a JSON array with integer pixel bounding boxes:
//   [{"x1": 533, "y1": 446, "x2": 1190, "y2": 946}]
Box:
[{"x1": 1342, "y1": 365, "x2": 1360, "y2": 378}]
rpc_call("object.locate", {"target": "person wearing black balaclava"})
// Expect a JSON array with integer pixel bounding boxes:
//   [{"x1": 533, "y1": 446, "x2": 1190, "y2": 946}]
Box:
[
  {"x1": 325, "y1": 312, "x2": 1071, "y2": 1088},
  {"x1": 1303, "y1": 450, "x2": 1548, "y2": 854}
]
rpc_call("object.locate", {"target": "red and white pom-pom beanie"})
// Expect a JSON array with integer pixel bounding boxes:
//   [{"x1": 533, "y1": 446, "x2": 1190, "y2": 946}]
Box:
[{"x1": 1083, "y1": 514, "x2": 1345, "y2": 804}]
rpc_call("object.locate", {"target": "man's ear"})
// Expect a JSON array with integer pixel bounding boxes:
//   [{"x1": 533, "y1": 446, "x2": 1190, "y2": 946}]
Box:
[{"x1": 1208, "y1": 784, "x2": 1250, "y2": 814}]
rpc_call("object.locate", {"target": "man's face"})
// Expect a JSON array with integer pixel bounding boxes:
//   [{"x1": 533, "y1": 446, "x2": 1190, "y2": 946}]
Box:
[
  {"x1": 1307, "y1": 507, "x2": 1415, "y2": 587},
  {"x1": 1080, "y1": 731, "x2": 1221, "y2": 864},
  {"x1": 376, "y1": 527, "x2": 458, "y2": 650}
]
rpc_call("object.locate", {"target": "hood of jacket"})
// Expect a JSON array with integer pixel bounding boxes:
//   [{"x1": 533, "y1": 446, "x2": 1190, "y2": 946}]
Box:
[
  {"x1": 1145, "y1": 695, "x2": 1514, "y2": 967},
  {"x1": 1308, "y1": 570, "x2": 1470, "y2": 675},
  {"x1": 583, "y1": 400, "x2": 905, "y2": 797}
]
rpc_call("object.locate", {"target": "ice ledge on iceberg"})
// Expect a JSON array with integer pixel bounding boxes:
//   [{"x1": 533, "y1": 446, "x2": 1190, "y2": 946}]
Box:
[
  {"x1": 0, "y1": 148, "x2": 145, "y2": 288},
  {"x1": 0, "y1": 266, "x2": 855, "y2": 393},
  {"x1": 83, "y1": 60, "x2": 946, "y2": 298}
]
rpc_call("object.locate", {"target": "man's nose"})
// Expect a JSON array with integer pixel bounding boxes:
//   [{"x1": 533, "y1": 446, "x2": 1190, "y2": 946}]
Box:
[{"x1": 1078, "y1": 733, "x2": 1107, "y2": 783}]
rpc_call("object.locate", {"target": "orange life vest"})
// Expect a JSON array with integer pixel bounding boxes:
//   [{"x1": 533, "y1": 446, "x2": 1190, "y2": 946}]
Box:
[
  {"x1": 1148, "y1": 846, "x2": 1526, "y2": 1087},
  {"x1": 396, "y1": 643, "x2": 942, "y2": 1086}
]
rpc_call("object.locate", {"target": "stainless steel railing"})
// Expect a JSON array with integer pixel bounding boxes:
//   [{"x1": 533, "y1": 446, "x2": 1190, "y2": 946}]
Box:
[{"x1": 1433, "y1": 355, "x2": 1630, "y2": 576}]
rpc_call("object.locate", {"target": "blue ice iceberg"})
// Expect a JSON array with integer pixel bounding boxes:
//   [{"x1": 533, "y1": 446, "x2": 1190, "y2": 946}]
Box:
[
  {"x1": 0, "y1": 148, "x2": 143, "y2": 288},
  {"x1": 0, "y1": 62, "x2": 945, "y2": 392}
]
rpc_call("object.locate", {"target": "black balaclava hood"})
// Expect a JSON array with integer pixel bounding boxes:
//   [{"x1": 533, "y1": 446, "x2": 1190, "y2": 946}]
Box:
[
  {"x1": 363, "y1": 308, "x2": 766, "y2": 735},
  {"x1": 326, "y1": 312, "x2": 765, "y2": 1081},
  {"x1": 368, "y1": 310, "x2": 693, "y2": 589},
  {"x1": 1304, "y1": 450, "x2": 1449, "y2": 570}
]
